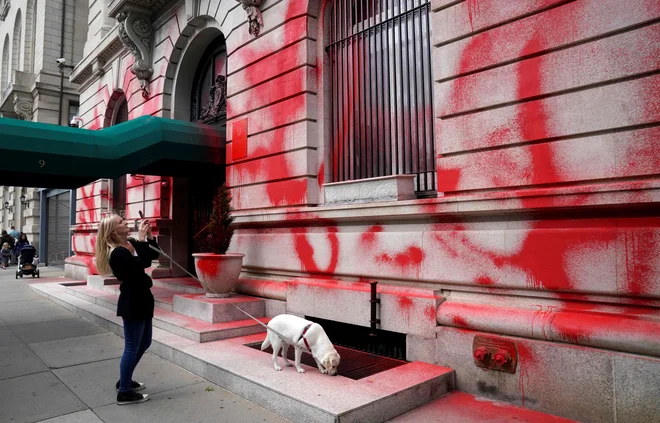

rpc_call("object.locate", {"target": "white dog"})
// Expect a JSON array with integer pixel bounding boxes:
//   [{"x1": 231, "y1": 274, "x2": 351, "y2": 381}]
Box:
[{"x1": 261, "y1": 314, "x2": 341, "y2": 376}]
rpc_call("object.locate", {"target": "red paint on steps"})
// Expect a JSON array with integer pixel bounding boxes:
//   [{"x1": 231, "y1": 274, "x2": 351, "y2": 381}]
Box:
[{"x1": 390, "y1": 391, "x2": 576, "y2": 423}]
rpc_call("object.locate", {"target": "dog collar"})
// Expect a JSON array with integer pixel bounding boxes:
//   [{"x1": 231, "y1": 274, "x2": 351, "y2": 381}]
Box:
[{"x1": 299, "y1": 323, "x2": 313, "y2": 353}]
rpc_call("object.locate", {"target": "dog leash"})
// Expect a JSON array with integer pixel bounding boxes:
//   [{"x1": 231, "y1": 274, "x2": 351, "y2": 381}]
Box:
[{"x1": 148, "y1": 245, "x2": 288, "y2": 342}]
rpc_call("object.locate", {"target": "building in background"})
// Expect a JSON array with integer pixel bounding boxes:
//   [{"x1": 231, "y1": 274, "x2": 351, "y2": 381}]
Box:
[
  {"x1": 0, "y1": 186, "x2": 38, "y2": 250},
  {"x1": 0, "y1": 0, "x2": 87, "y2": 263},
  {"x1": 50, "y1": 0, "x2": 660, "y2": 421}
]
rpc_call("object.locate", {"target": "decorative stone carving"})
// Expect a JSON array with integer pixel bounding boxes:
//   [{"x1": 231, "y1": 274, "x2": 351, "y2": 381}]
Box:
[
  {"x1": 117, "y1": 11, "x2": 153, "y2": 99},
  {"x1": 198, "y1": 75, "x2": 226, "y2": 124},
  {"x1": 0, "y1": 0, "x2": 10, "y2": 21},
  {"x1": 12, "y1": 93, "x2": 32, "y2": 121},
  {"x1": 236, "y1": 0, "x2": 264, "y2": 37}
]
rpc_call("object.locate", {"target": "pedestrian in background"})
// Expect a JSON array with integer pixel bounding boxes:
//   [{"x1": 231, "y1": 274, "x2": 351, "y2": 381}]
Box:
[
  {"x1": 14, "y1": 233, "x2": 30, "y2": 261},
  {"x1": 8, "y1": 226, "x2": 19, "y2": 240},
  {"x1": 1, "y1": 242, "x2": 12, "y2": 269},
  {"x1": 95, "y1": 213, "x2": 160, "y2": 405}
]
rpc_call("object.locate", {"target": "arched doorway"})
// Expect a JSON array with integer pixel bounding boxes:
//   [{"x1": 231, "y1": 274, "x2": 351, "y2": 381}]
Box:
[
  {"x1": 188, "y1": 34, "x2": 227, "y2": 264},
  {"x1": 167, "y1": 24, "x2": 227, "y2": 272}
]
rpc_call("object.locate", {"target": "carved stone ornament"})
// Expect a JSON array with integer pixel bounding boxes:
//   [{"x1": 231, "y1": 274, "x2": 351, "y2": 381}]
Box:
[
  {"x1": 117, "y1": 11, "x2": 153, "y2": 99},
  {"x1": 12, "y1": 93, "x2": 33, "y2": 121},
  {"x1": 235, "y1": 0, "x2": 264, "y2": 37},
  {"x1": 198, "y1": 74, "x2": 227, "y2": 124},
  {"x1": 0, "y1": 0, "x2": 9, "y2": 21}
]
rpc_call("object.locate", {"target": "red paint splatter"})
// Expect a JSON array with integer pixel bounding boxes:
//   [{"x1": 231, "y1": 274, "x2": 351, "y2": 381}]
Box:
[
  {"x1": 622, "y1": 227, "x2": 659, "y2": 296},
  {"x1": 425, "y1": 304, "x2": 437, "y2": 322},
  {"x1": 360, "y1": 225, "x2": 383, "y2": 248},
  {"x1": 398, "y1": 296, "x2": 413, "y2": 323},
  {"x1": 317, "y1": 162, "x2": 325, "y2": 188},
  {"x1": 475, "y1": 275, "x2": 495, "y2": 286},
  {"x1": 293, "y1": 227, "x2": 339, "y2": 275},
  {"x1": 195, "y1": 256, "x2": 221, "y2": 280},
  {"x1": 376, "y1": 246, "x2": 425, "y2": 277},
  {"x1": 452, "y1": 315, "x2": 468, "y2": 327}
]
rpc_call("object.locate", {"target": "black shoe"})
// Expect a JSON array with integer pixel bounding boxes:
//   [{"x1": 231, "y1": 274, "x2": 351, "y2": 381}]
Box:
[
  {"x1": 115, "y1": 380, "x2": 146, "y2": 392},
  {"x1": 117, "y1": 390, "x2": 149, "y2": 405}
]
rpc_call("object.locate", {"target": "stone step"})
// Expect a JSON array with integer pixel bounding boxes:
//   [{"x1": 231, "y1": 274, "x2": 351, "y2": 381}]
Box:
[
  {"x1": 31, "y1": 281, "x2": 456, "y2": 423},
  {"x1": 173, "y1": 294, "x2": 265, "y2": 323},
  {"x1": 152, "y1": 277, "x2": 205, "y2": 294},
  {"x1": 98, "y1": 285, "x2": 176, "y2": 312},
  {"x1": 86, "y1": 275, "x2": 119, "y2": 291},
  {"x1": 389, "y1": 391, "x2": 576, "y2": 422},
  {"x1": 65, "y1": 285, "x2": 267, "y2": 343}
]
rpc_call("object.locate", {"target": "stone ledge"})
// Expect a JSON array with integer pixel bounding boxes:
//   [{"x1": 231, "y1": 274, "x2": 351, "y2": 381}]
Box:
[
  {"x1": 234, "y1": 179, "x2": 660, "y2": 225},
  {"x1": 437, "y1": 300, "x2": 660, "y2": 357},
  {"x1": 287, "y1": 278, "x2": 443, "y2": 338},
  {"x1": 324, "y1": 175, "x2": 416, "y2": 205}
]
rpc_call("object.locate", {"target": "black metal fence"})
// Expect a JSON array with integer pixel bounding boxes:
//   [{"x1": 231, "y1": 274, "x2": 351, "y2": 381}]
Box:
[{"x1": 326, "y1": 0, "x2": 436, "y2": 194}]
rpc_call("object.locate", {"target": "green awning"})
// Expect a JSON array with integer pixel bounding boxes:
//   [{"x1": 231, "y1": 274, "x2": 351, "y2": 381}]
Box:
[{"x1": 0, "y1": 116, "x2": 225, "y2": 188}]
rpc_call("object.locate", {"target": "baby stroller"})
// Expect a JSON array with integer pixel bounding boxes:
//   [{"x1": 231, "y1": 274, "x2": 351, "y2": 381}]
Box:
[{"x1": 16, "y1": 245, "x2": 39, "y2": 279}]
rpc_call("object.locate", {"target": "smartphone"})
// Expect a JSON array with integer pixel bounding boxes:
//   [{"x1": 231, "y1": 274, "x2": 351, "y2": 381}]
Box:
[{"x1": 135, "y1": 210, "x2": 144, "y2": 231}]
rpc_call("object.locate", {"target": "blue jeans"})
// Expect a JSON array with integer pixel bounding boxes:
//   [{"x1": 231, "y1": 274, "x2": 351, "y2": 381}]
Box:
[{"x1": 119, "y1": 318, "x2": 152, "y2": 392}]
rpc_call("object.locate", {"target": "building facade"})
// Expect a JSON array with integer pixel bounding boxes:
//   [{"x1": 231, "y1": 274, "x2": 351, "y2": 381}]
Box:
[
  {"x1": 0, "y1": 186, "x2": 38, "y2": 250},
  {"x1": 0, "y1": 0, "x2": 88, "y2": 260},
  {"x1": 68, "y1": 1, "x2": 660, "y2": 422}
]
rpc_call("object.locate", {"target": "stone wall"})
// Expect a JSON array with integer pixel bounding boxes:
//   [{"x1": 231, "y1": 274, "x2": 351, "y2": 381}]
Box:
[{"x1": 70, "y1": 1, "x2": 660, "y2": 421}]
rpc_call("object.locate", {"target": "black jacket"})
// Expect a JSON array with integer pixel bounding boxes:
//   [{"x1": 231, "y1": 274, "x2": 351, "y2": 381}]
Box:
[{"x1": 110, "y1": 238, "x2": 160, "y2": 320}]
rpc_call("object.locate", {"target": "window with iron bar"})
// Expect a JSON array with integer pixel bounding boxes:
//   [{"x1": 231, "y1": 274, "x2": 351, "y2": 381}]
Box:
[{"x1": 326, "y1": 0, "x2": 436, "y2": 195}]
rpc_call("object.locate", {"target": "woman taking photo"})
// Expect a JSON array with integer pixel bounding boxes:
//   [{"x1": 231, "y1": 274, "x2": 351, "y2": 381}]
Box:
[{"x1": 95, "y1": 213, "x2": 161, "y2": 405}]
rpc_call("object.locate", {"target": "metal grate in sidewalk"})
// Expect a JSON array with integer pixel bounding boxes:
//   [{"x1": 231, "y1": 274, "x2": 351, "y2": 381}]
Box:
[{"x1": 247, "y1": 343, "x2": 407, "y2": 380}]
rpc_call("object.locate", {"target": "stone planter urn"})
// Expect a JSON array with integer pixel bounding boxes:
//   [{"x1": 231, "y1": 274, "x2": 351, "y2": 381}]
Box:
[{"x1": 192, "y1": 253, "x2": 245, "y2": 298}]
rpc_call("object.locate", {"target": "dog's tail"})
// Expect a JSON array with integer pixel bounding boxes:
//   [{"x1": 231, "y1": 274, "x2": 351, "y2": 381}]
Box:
[{"x1": 260, "y1": 335, "x2": 271, "y2": 351}]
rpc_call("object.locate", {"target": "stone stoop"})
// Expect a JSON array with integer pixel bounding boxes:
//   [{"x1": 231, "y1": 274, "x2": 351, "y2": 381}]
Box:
[
  {"x1": 29, "y1": 281, "x2": 457, "y2": 422},
  {"x1": 64, "y1": 282, "x2": 267, "y2": 343},
  {"x1": 152, "y1": 277, "x2": 206, "y2": 294},
  {"x1": 173, "y1": 294, "x2": 265, "y2": 323}
]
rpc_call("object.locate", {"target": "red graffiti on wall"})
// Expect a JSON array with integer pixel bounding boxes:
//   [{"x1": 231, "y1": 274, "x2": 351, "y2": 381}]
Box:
[
  {"x1": 376, "y1": 246, "x2": 424, "y2": 276},
  {"x1": 398, "y1": 296, "x2": 414, "y2": 323},
  {"x1": 293, "y1": 226, "x2": 339, "y2": 275},
  {"x1": 360, "y1": 225, "x2": 383, "y2": 248}
]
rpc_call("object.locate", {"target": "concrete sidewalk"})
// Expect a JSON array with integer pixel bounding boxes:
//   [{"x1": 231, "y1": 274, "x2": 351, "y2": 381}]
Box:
[{"x1": 0, "y1": 267, "x2": 290, "y2": 423}]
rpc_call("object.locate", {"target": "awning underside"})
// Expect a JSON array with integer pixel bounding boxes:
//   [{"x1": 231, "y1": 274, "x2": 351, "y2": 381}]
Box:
[{"x1": 0, "y1": 116, "x2": 225, "y2": 188}]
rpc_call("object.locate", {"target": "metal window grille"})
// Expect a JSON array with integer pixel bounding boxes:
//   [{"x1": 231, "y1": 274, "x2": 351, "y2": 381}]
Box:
[{"x1": 326, "y1": 0, "x2": 436, "y2": 194}]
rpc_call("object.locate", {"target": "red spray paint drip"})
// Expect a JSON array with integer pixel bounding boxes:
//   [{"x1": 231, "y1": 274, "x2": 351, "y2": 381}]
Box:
[{"x1": 398, "y1": 296, "x2": 414, "y2": 324}]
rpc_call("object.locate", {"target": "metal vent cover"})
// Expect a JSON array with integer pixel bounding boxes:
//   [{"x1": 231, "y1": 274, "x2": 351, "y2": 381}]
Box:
[{"x1": 248, "y1": 344, "x2": 407, "y2": 380}]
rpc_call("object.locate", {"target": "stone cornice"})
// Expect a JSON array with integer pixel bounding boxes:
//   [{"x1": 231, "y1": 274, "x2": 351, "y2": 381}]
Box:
[
  {"x1": 232, "y1": 180, "x2": 660, "y2": 225},
  {"x1": 70, "y1": 26, "x2": 126, "y2": 86}
]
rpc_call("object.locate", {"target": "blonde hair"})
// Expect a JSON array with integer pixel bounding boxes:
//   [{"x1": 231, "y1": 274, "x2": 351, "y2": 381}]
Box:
[
  {"x1": 95, "y1": 214, "x2": 124, "y2": 276},
  {"x1": 2, "y1": 242, "x2": 8, "y2": 249}
]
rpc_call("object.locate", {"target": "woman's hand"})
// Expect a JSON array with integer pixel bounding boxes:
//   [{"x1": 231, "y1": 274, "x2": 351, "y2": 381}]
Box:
[{"x1": 138, "y1": 219, "x2": 151, "y2": 241}]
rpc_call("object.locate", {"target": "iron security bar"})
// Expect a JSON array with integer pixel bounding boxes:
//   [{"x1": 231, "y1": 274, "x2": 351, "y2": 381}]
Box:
[{"x1": 327, "y1": 0, "x2": 436, "y2": 194}]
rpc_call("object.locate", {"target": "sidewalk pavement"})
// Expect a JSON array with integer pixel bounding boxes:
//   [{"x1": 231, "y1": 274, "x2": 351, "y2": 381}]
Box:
[{"x1": 0, "y1": 267, "x2": 290, "y2": 423}]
